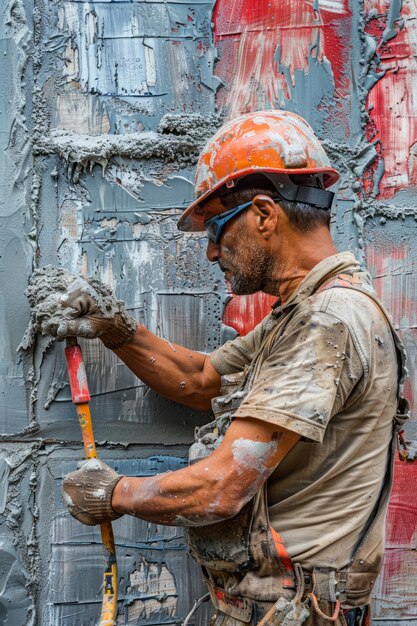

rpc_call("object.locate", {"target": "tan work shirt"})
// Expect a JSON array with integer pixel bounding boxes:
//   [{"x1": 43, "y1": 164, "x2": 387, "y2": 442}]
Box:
[{"x1": 210, "y1": 252, "x2": 398, "y2": 571}]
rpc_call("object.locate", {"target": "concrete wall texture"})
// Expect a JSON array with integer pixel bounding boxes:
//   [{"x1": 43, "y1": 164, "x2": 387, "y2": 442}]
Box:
[{"x1": 0, "y1": 0, "x2": 416, "y2": 624}]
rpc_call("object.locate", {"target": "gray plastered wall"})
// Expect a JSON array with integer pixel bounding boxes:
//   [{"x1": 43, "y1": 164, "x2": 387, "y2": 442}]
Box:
[
  {"x1": 1, "y1": 0, "x2": 226, "y2": 622},
  {"x1": 1, "y1": 0, "x2": 416, "y2": 623}
]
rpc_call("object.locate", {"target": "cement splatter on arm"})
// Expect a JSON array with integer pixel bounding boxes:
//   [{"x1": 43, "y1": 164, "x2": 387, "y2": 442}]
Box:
[
  {"x1": 114, "y1": 325, "x2": 221, "y2": 411},
  {"x1": 111, "y1": 417, "x2": 299, "y2": 526}
]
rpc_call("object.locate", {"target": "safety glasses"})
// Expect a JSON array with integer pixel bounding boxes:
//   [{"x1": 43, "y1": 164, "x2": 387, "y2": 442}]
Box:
[
  {"x1": 205, "y1": 197, "x2": 279, "y2": 243},
  {"x1": 204, "y1": 200, "x2": 253, "y2": 244}
]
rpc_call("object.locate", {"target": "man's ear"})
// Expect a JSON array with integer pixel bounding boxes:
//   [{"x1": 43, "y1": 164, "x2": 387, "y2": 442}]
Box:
[{"x1": 251, "y1": 195, "x2": 278, "y2": 236}]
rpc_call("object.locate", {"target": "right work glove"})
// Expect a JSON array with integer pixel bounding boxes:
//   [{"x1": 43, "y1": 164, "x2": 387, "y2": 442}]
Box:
[
  {"x1": 62, "y1": 458, "x2": 124, "y2": 526},
  {"x1": 24, "y1": 266, "x2": 137, "y2": 350}
]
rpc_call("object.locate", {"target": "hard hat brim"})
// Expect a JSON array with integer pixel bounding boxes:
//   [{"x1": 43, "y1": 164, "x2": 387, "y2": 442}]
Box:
[{"x1": 177, "y1": 166, "x2": 340, "y2": 233}]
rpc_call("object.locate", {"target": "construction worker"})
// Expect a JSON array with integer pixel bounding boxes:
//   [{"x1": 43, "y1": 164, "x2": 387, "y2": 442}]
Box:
[{"x1": 30, "y1": 111, "x2": 408, "y2": 626}]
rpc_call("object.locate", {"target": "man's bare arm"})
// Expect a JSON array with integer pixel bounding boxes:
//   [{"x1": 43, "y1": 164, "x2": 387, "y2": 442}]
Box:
[
  {"x1": 23, "y1": 270, "x2": 221, "y2": 409},
  {"x1": 111, "y1": 417, "x2": 300, "y2": 526},
  {"x1": 114, "y1": 324, "x2": 221, "y2": 410}
]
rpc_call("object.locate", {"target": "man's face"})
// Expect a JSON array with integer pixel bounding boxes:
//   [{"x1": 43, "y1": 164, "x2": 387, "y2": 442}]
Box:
[{"x1": 205, "y1": 199, "x2": 272, "y2": 295}]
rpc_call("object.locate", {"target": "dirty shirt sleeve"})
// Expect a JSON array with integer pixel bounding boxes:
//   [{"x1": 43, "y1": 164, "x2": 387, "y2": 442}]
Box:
[
  {"x1": 234, "y1": 309, "x2": 364, "y2": 443},
  {"x1": 210, "y1": 315, "x2": 272, "y2": 375}
]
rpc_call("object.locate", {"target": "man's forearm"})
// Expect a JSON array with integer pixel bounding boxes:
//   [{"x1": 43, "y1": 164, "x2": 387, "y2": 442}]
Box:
[
  {"x1": 114, "y1": 324, "x2": 221, "y2": 410},
  {"x1": 111, "y1": 449, "x2": 266, "y2": 527},
  {"x1": 112, "y1": 472, "x2": 232, "y2": 527},
  {"x1": 63, "y1": 418, "x2": 300, "y2": 527}
]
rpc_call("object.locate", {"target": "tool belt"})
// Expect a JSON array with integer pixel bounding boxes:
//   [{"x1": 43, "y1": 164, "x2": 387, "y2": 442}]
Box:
[
  {"x1": 206, "y1": 566, "x2": 372, "y2": 625},
  {"x1": 185, "y1": 272, "x2": 410, "y2": 625},
  {"x1": 186, "y1": 460, "x2": 391, "y2": 620}
]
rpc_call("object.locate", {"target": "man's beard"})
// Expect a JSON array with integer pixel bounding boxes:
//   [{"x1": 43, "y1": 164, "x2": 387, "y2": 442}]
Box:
[
  {"x1": 219, "y1": 236, "x2": 272, "y2": 295},
  {"x1": 229, "y1": 272, "x2": 261, "y2": 294}
]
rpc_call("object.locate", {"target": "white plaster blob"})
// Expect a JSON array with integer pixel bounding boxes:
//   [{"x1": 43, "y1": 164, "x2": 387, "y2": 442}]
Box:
[
  {"x1": 144, "y1": 42, "x2": 157, "y2": 87},
  {"x1": 83, "y1": 459, "x2": 104, "y2": 471},
  {"x1": 231, "y1": 438, "x2": 278, "y2": 473},
  {"x1": 127, "y1": 561, "x2": 177, "y2": 621},
  {"x1": 306, "y1": 0, "x2": 349, "y2": 15},
  {"x1": 91, "y1": 488, "x2": 105, "y2": 499},
  {"x1": 62, "y1": 491, "x2": 74, "y2": 507}
]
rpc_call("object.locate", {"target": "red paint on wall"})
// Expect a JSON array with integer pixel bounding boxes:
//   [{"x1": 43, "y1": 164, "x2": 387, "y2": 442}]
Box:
[
  {"x1": 213, "y1": 0, "x2": 352, "y2": 117},
  {"x1": 375, "y1": 548, "x2": 417, "y2": 619},
  {"x1": 375, "y1": 458, "x2": 417, "y2": 619},
  {"x1": 366, "y1": 241, "x2": 417, "y2": 618},
  {"x1": 223, "y1": 292, "x2": 276, "y2": 337},
  {"x1": 387, "y1": 459, "x2": 417, "y2": 548},
  {"x1": 366, "y1": 243, "x2": 417, "y2": 415},
  {"x1": 364, "y1": 2, "x2": 417, "y2": 198}
]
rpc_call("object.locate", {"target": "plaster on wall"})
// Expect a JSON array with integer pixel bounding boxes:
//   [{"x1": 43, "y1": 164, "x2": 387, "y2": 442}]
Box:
[{"x1": 0, "y1": 0, "x2": 416, "y2": 623}]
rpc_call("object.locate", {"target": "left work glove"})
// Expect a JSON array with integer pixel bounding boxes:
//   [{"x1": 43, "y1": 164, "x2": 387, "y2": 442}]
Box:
[
  {"x1": 23, "y1": 265, "x2": 137, "y2": 350},
  {"x1": 62, "y1": 458, "x2": 124, "y2": 526}
]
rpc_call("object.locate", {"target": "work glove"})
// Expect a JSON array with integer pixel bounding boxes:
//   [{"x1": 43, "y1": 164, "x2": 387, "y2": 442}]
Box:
[
  {"x1": 24, "y1": 266, "x2": 137, "y2": 350},
  {"x1": 62, "y1": 458, "x2": 124, "y2": 526}
]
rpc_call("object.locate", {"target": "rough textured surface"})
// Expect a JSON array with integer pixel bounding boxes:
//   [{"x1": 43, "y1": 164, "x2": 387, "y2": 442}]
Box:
[
  {"x1": 39, "y1": 449, "x2": 212, "y2": 625},
  {"x1": 0, "y1": 0, "x2": 416, "y2": 624},
  {"x1": 20, "y1": 264, "x2": 137, "y2": 349},
  {"x1": 35, "y1": 113, "x2": 222, "y2": 181}
]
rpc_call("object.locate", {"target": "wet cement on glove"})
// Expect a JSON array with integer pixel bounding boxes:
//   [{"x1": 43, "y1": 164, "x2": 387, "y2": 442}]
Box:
[{"x1": 19, "y1": 265, "x2": 134, "y2": 350}]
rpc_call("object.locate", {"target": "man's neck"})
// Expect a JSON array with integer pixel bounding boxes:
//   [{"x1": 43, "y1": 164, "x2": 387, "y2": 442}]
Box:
[{"x1": 264, "y1": 229, "x2": 337, "y2": 302}]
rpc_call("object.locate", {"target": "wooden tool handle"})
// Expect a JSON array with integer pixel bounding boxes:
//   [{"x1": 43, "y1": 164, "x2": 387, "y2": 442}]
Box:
[{"x1": 65, "y1": 338, "x2": 118, "y2": 626}]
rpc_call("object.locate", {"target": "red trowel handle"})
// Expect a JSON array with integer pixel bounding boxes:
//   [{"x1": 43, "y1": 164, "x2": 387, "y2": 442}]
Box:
[{"x1": 64, "y1": 338, "x2": 91, "y2": 404}]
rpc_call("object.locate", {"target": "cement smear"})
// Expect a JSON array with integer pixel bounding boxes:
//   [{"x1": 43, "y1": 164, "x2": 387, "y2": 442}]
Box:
[
  {"x1": 34, "y1": 113, "x2": 222, "y2": 180},
  {"x1": 231, "y1": 438, "x2": 278, "y2": 474},
  {"x1": 0, "y1": 540, "x2": 35, "y2": 625},
  {"x1": 2, "y1": 0, "x2": 416, "y2": 622},
  {"x1": 20, "y1": 265, "x2": 133, "y2": 349},
  {"x1": 0, "y1": 445, "x2": 38, "y2": 625}
]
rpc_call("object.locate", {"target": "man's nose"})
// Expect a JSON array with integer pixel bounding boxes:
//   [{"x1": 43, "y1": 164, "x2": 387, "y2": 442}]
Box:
[{"x1": 206, "y1": 237, "x2": 220, "y2": 262}]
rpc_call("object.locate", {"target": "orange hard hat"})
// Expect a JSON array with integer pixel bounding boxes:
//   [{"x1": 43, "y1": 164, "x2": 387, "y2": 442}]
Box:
[{"x1": 177, "y1": 110, "x2": 340, "y2": 232}]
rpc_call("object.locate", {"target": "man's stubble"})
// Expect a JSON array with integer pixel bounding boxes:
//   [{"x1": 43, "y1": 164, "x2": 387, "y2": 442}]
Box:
[{"x1": 219, "y1": 225, "x2": 274, "y2": 296}]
